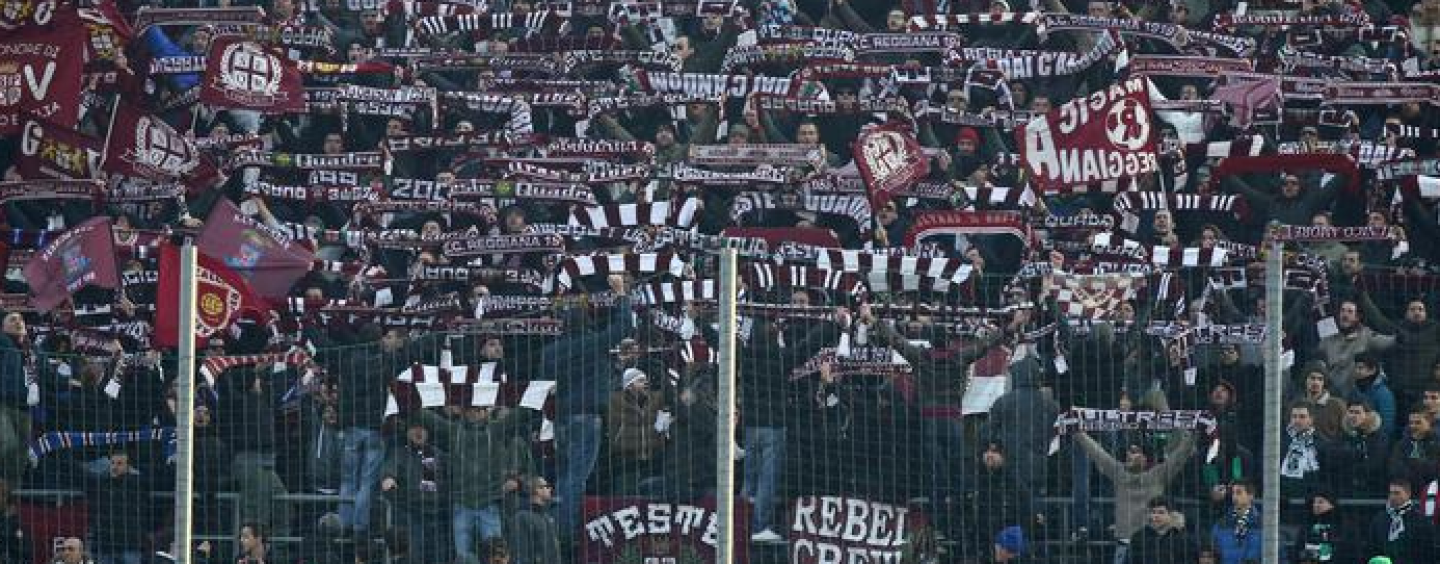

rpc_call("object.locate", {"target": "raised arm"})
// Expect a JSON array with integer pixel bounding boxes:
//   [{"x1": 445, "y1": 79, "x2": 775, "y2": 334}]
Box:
[
  {"x1": 1075, "y1": 430, "x2": 1125, "y2": 480},
  {"x1": 1357, "y1": 290, "x2": 1400, "y2": 335}
]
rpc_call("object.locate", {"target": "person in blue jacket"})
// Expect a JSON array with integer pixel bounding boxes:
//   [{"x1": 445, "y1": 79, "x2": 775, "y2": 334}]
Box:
[{"x1": 1212, "y1": 481, "x2": 1263, "y2": 564}]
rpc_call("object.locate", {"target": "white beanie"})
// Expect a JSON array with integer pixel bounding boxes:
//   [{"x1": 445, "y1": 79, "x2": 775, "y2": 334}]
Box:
[{"x1": 622, "y1": 368, "x2": 648, "y2": 390}]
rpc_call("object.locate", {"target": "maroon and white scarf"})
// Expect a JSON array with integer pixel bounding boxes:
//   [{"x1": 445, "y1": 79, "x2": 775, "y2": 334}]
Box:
[
  {"x1": 440, "y1": 233, "x2": 567, "y2": 258},
  {"x1": 542, "y1": 139, "x2": 655, "y2": 160},
  {"x1": 0, "y1": 180, "x2": 100, "y2": 203},
  {"x1": 743, "y1": 264, "x2": 866, "y2": 297},
  {"x1": 908, "y1": 11, "x2": 1039, "y2": 31},
  {"x1": 552, "y1": 252, "x2": 688, "y2": 291},
  {"x1": 689, "y1": 144, "x2": 825, "y2": 168},
  {"x1": 1037, "y1": 14, "x2": 1255, "y2": 56},
  {"x1": 720, "y1": 44, "x2": 855, "y2": 73},
  {"x1": 1277, "y1": 47, "x2": 1394, "y2": 77},
  {"x1": 1048, "y1": 272, "x2": 1145, "y2": 320},
  {"x1": 1271, "y1": 225, "x2": 1392, "y2": 242},
  {"x1": 633, "y1": 280, "x2": 717, "y2": 306},
  {"x1": 1322, "y1": 83, "x2": 1440, "y2": 106},
  {"x1": 791, "y1": 346, "x2": 911, "y2": 381},
  {"x1": 199, "y1": 348, "x2": 315, "y2": 388},
  {"x1": 412, "y1": 10, "x2": 564, "y2": 37},
  {"x1": 1129, "y1": 55, "x2": 1255, "y2": 77},
  {"x1": 244, "y1": 181, "x2": 381, "y2": 203},
  {"x1": 730, "y1": 192, "x2": 873, "y2": 235},
  {"x1": 410, "y1": 265, "x2": 546, "y2": 288},
  {"x1": 227, "y1": 150, "x2": 386, "y2": 171},
  {"x1": 568, "y1": 199, "x2": 701, "y2": 229},
  {"x1": 1213, "y1": 12, "x2": 1370, "y2": 30},
  {"x1": 389, "y1": 178, "x2": 597, "y2": 205},
  {"x1": 559, "y1": 50, "x2": 680, "y2": 73},
  {"x1": 755, "y1": 95, "x2": 909, "y2": 116}
]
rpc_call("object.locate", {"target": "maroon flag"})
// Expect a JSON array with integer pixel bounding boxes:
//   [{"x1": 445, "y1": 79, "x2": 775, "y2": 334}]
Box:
[
  {"x1": 23, "y1": 216, "x2": 120, "y2": 312},
  {"x1": 200, "y1": 36, "x2": 306, "y2": 114},
  {"x1": 853, "y1": 123, "x2": 929, "y2": 212},
  {"x1": 0, "y1": 6, "x2": 89, "y2": 135},
  {"x1": 155, "y1": 242, "x2": 268, "y2": 349},
  {"x1": 103, "y1": 101, "x2": 204, "y2": 181},
  {"x1": 197, "y1": 198, "x2": 315, "y2": 299},
  {"x1": 1016, "y1": 76, "x2": 1159, "y2": 191},
  {"x1": 15, "y1": 116, "x2": 104, "y2": 179}
]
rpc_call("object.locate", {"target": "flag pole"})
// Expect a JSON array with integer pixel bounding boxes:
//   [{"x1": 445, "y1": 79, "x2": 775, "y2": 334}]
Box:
[{"x1": 172, "y1": 240, "x2": 200, "y2": 563}]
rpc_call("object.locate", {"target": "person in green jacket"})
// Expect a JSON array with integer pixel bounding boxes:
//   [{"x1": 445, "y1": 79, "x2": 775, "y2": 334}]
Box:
[{"x1": 414, "y1": 405, "x2": 534, "y2": 563}]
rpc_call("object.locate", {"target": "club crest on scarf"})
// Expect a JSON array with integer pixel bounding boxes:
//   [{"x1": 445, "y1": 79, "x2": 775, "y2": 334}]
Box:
[
  {"x1": 128, "y1": 115, "x2": 198, "y2": 178},
  {"x1": 219, "y1": 42, "x2": 281, "y2": 98},
  {"x1": 1019, "y1": 76, "x2": 1159, "y2": 190}
]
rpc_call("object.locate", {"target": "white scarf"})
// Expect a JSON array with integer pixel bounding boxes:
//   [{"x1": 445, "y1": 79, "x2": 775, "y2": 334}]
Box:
[{"x1": 1281, "y1": 426, "x2": 1320, "y2": 478}]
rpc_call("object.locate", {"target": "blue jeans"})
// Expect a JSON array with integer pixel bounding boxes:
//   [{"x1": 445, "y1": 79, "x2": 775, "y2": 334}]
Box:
[
  {"x1": 741, "y1": 426, "x2": 785, "y2": 533},
  {"x1": 453, "y1": 503, "x2": 503, "y2": 561},
  {"x1": 555, "y1": 414, "x2": 602, "y2": 537},
  {"x1": 339, "y1": 427, "x2": 385, "y2": 532},
  {"x1": 403, "y1": 509, "x2": 452, "y2": 564}
]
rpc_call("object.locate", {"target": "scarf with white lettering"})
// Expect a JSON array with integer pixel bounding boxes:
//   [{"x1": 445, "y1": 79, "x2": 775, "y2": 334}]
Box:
[
  {"x1": 1048, "y1": 408, "x2": 1218, "y2": 455},
  {"x1": 730, "y1": 192, "x2": 873, "y2": 235},
  {"x1": 689, "y1": 144, "x2": 826, "y2": 168},
  {"x1": 1281, "y1": 426, "x2": 1320, "y2": 479}
]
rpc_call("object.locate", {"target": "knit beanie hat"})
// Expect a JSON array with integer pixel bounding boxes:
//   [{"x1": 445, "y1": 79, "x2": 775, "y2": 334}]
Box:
[{"x1": 622, "y1": 368, "x2": 648, "y2": 390}]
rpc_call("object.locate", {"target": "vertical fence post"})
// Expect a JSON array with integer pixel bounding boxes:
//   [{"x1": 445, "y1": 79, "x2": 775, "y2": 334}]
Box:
[
  {"x1": 715, "y1": 248, "x2": 740, "y2": 564},
  {"x1": 1262, "y1": 235, "x2": 1284, "y2": 564},
  {"x1": 173, "y1": 242, "x2": 200, "y2": 563}
]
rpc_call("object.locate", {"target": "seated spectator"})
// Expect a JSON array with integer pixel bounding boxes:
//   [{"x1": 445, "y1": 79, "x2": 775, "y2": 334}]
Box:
[
  {"x1": 1388, "y1": 411, "x2": 1440, "y2": 488},
  {"x1": 1335, "y1": 399, "x2": 1394, "y2": 499},
  {"x1": 1297, "y1": 489, "x2": 1358, "y2": 564},
  {"x1": 1127, "y1": 496, "x2": 1197, "y2": 564},
  {"x1": 1355, "y1": 354, "x2": 1400, "y2": 439},
  {"x1": 1365, "y1": 478, "x2": 1438, "y2": 564},
  {"x1": 1211, "y1": 482, "x2": 1263, "y2": 564}
]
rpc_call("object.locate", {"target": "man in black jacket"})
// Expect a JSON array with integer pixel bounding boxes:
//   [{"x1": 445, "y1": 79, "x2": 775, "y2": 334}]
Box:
[
  {"x1": 508, "y1": 477, "x2": 561, "y2": 564},
  {"x1": 1366, "y1": 478, "x2": 1438, "y2": 564},
  {"x1": 88, "y1": 451, "x2": 147, "y2": 564},
  {"x1": 1128, "y1": 497, "x2": 1197, "y2": 564},
  {"x1": 381, "y1": 420, "x2": 450, "y2": 564}
]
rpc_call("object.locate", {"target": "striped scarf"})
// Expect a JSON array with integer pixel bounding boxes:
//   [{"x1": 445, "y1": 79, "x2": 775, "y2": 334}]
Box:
[
  {"x1": 568, "y1": 200, "x2": 701, "y2": 229},
  {"x1": 412, "y1": 10, "x2": 563, "y2": 37},
  {"x1": 27, "y1": 427, "x2": 176, "y2": 465},
  {"x1": 730, "y1": 192, "x2": 873, "y2": 235},
  {"x1": 552, "y1": 252, "x2": 688, "y2": 291}
]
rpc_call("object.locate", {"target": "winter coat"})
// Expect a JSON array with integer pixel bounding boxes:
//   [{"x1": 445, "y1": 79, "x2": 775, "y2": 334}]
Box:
[
  {"x1": 1367, "y1": 502, "x2": 1438, "y2": 564},
  {"x1": 1211, "y1": 505, "x2": 1263, "y2": 564},
  {"x1": 871, "y1": 320, "x2": 1001, "y2": 409},
  {"x1": 739, "y1": 319, "x2": 839, "y2": 428},
  {"x1": 983, "y1": 356, "x2": 1061, "y2": 485},
  {"x1": 507, "y1": 501, "x2": 562, "y2": 564},
  {"x1": 383, "y1": 440, "x2": 448, "y2": 516},
  {"x1": 1334, "y1": 414, "x2": 1392, "y2": 498},
  {"x1": 333, "y1": 334, "x2": 439, "y2": 430},
  {"x1": 1360, "y1": 292, "x2": 1440, "y2": 398},
  {"x1": 1356, "y1": 372, "x2": 1399, "y2": 440},
  {"x1": 606, "y1": 388, "x2": 666, "y2": 462},
  {"x1": 1297, "y1": 508, "x2": 1358, "y2": 564},
  {"x1": 541, "y1": 298, "x2": 634, "y2": 416},
  {"x1": 88, "y1": 473, "x2": 148, "y2": 553},
  {"x1": 1127, "y1": 515, "x2": 1197, "y2": 564},
  {"x1": 1389, "y1": 432, "x2": 1440, "y2": 487},
  {"x1": 0, "y1": 334, "x2": 27, "y2": 407},
  {"x1": 416, "y1": 408, "x2": 530, "y2": 509},
  {"x1": 1077, "y1": 431, "x2": 1196, "y2": 541},
  {"x1": 967, "y1": 463, "x2": 1035, "y2": 550},
  {"x1": 1317, "y1": 327, "x2": 1395, "y2": 396}
]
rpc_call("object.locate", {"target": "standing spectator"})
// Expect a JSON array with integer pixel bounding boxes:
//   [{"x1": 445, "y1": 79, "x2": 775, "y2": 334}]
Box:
[
  {"x1": 1127, "y1": 497, "x2": 1197, "y2": 564},
  {"x1": 336, "y1": 326, "x2": 409, "y2": 537},
  {"x1": 87, "y1": 451, "x2": 147, "y2": 564},
  {"x1": 413, "y1": 405, "x2": 530, "y2": 563},
  {"x1": 1297, "y1": 366, "x2": 1348, "y2": 441},
  {"x1": 1419, "y1": 385, "x2": 1440, "y2": 427},
  {"x1": 0, "y1": 312, "x2": 31, "y2": 488},
  {"x1": 1389, "y1": 412, "x2": 1440, "y2": 488},
  {"x1": 966, "y1": 441, "x2": 1036, "y2": 562},
  {"x1": 985, "y1": 355, "x2": 1062, "y2": 496},
  {"x1": 1211, "y1": 482, "x2": 1263, "y2": 564},
  {"x1": 0, "y1": 478, "x2": 29, "y2": 564},
  {"x1": 1358, "y1": 292, "x2": 1440, "y2": 412},
  {"x1": 507, "y1": 477, "x2": 560, "y2": 564},
  {"x1": 739, "y1": 305, "x2": 840, "y2": 543},
  {"x1": 540, "y1": 277, "x2": 634, "y2": 539},
  {"x1": 605, "y1": 368, "x2": 667, "y2": 494},
  {"x1": 1297, "y1": 489, "x2": 1358, "y2": 564},
  {"x1": 1074, "y1": 427, "x2": 1194, "y2": 562},
  {"x1": 1366, "y1": 478, "x2": 1438, "y2": 564},
  {"x1": 381, "y1": 420, "x2": 451, "y2": 564},
  {"x1": 217, "y1": 363, "x2": 290, "y2": 538},
  {"x1": 1281, "y1": 404, "x2": 1335, "y2": 499},
  {"x1": 1355, "y1": 354, "x2": 1400, "y2": 439},
  {"x1": 1335, "y1": 399, "x2": 1393, "y2": 499},
  {"x1": 1318, "y1": 300, "x2": 1396, "y2": 397}
]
